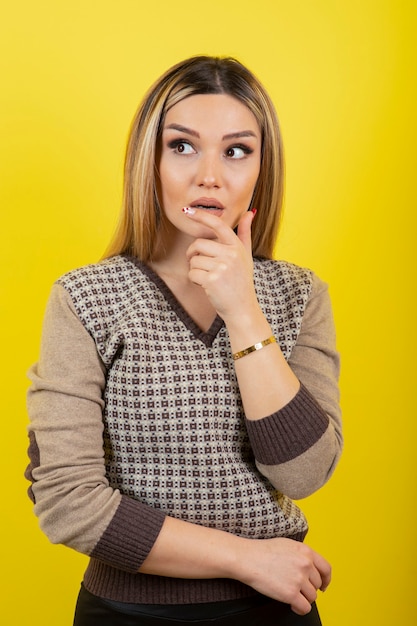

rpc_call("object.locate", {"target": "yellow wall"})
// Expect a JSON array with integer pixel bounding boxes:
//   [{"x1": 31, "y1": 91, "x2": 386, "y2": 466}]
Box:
[{"x1": 1, "y1": 1, "x2": 415, "y2": 623}]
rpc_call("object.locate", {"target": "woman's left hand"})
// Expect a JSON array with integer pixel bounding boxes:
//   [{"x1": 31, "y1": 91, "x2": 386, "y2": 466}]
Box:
[
  {"x1": 185, "y1": 207, "x2": 301, "y2": 419},
  {"x1": 185, "y1": 209, "x2": 258, "y2": 322}
]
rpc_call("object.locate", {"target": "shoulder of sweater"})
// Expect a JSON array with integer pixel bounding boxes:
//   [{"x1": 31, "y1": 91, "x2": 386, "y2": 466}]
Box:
[
  {"x1": 54, "y1": 256, "x2": 153, "y2": 305},
  {"x1": 253, "y1": 257, "x2": 313, "y2": 279},
  {"x1": 252, "y1": 257, "x2": 318, "y2": 295}
]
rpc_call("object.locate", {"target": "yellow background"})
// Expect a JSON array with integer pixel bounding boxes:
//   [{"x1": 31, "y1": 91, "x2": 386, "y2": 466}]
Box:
[{"x1": 1, "y1": 1, "x2": 416, "y2": 623}]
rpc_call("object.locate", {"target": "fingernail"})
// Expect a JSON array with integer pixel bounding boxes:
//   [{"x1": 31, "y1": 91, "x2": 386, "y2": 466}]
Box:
[
  {"x1": 182, "y1": 206, "x2": 196, "y2": 215},
  {"x1": 251, "y1": 208, "x2": 257, "y2": 217}
]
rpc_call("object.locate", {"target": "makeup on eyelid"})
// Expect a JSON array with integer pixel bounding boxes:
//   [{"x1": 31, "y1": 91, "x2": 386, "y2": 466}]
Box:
[{"x1": 167, "y1": 138, "x2": 255, "y2": 160}]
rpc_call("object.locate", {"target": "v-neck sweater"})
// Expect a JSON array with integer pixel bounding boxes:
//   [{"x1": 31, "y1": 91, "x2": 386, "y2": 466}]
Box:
[{"x1": 26, "y1": 254, "x2": 342, "y2": 604}]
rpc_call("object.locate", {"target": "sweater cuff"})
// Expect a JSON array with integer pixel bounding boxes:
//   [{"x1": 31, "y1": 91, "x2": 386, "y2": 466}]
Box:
[
  {"x1": 90, "y1": 495, "x2": 166, "y2": 573},
  {"x1": 245, "y1": 383, "x2": 329, "y2": 465}
]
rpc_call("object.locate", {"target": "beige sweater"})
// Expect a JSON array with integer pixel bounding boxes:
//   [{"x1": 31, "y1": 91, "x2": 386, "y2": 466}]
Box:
[{"x1": 26, "y1": 255, "x2": 342, "y2": 604}]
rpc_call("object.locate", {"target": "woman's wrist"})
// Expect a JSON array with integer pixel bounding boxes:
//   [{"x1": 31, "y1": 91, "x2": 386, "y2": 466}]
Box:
[{"x1": 223, "y1": 302, "x2": 274, "y2": 354}]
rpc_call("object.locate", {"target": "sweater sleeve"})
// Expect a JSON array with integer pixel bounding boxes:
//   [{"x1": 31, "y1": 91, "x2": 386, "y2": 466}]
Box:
[
  {"x1": 25, "y1": 284, "x2": 166, "y2": 572},
  {"x1": 245, "y1": 273, "x2": 343, "y2": 499}
]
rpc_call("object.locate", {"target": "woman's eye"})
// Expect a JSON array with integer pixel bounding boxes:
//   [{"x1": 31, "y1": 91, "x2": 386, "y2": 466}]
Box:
[
  {"x1": 169, "y1": 140, "x2": 195, "y2": 155},
  {"x1": 225, "y1": 145, "x2": 252, "y2": 159}
]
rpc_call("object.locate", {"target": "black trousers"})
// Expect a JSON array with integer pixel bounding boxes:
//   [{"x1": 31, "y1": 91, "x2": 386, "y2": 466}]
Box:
[{"x1": 73, "y1": 585, "x2": 323, "y2": 626}]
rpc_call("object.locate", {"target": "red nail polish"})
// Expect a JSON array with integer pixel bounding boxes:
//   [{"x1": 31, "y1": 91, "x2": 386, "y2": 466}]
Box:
[{"x1": 251, "y1": 208, "x2": 257, "y2": 216}]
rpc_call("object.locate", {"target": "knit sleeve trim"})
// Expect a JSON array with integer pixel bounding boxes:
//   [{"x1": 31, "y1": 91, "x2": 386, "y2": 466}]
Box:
[
  {"x1": 245, "y1": 383, "x2": 329, "y2": 465},
  {"x1": 90, "y1": 495, "x2": 166, "y2": 573}
]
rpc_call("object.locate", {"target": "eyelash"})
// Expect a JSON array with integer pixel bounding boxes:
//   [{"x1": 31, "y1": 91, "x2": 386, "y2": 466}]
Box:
[
  {"x1": 225, "y1": 144, "x2": 254, "y2": 158},
  {"x1": 167, "y1": 139, "x2": 254, "y2": 159},
  {"x1": 168, "y1": 139, "x2": 195, "y2": 154}
]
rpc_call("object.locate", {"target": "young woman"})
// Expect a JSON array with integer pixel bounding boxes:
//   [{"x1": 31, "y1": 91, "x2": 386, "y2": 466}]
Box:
[{"x1": 26, "y1": 56, "x2": 342, "y2": 625}]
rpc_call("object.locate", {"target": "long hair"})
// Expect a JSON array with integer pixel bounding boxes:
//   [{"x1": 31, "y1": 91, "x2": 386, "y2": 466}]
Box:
[{"x1": 104, "y1": 56, "x2": 284, "y2": 261}]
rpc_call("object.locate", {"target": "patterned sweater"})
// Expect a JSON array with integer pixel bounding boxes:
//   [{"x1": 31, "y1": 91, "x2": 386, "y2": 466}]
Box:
[{"x1": 26, "y1": 255, "x2": 342, "y2": 604}]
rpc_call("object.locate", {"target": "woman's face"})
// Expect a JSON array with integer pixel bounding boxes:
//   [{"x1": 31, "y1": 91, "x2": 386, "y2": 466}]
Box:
[{"x1": 157, "y1": 93, "x2": 261, "y2": 243}]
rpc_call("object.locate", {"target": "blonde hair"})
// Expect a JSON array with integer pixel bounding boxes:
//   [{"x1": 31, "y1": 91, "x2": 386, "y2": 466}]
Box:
[{"x1": 104, "y1": 56, "x2": 284, "y2": 261}]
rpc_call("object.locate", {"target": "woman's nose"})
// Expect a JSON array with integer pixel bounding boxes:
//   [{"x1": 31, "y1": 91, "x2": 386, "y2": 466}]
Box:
[{"x1": 196, "y1": 153, "x2": 222, "y2": 188}]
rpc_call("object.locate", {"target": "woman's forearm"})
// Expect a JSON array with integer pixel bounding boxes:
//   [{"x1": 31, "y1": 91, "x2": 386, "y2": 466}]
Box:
[
  {"x1": 139, "y1": 515, "x2": 332, "y2": 616},
  {"x1": 139, "y1": 515, "x2": 242, "y2": 580},
  {"x1": 225, "y1": 303, "x2": 300, "y2": 420}
]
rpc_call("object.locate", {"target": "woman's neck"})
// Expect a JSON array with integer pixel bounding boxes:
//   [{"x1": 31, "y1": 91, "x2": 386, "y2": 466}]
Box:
[
  {"x1": 148, "y1": 231, "x2": 218, "y2": 333},
  {"x1": 149, "y1": 223, "x2": 195, "y2": 280}
]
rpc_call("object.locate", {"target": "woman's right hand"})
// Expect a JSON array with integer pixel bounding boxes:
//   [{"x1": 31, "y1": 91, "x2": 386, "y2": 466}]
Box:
[
  {"x1": 235, "y1": 536, "x2": 331, "y2": 615},
  {"x1": 141, "y1": 516, "x2": 331, "y2": 616}
]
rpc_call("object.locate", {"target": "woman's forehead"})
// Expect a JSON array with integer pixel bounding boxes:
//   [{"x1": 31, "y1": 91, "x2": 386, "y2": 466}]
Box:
[{"x1": 163, "y1": 94, "x2": 261, "y2": 136}]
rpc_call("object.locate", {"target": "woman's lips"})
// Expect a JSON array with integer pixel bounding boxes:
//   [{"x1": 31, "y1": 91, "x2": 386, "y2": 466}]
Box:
[
  {"x1": 182, "y1": 198, "x2": 225, "y2": 217},
  {"x1": 190, "y1": 197, "x2": 225, "y2": 210}
]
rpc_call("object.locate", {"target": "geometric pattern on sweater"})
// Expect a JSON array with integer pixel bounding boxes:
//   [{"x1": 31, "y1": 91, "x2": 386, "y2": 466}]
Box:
[{"x1": 57, "y1": 255, "x2": 313, "y2": 540}]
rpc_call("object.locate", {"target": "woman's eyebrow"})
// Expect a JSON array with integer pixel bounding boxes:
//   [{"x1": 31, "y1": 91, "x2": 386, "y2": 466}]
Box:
[
  {"x1": 164, "y1": 124, "x2": 258, "y2": 141},
  {"x1": 164, "y1": 124, "x2": 199, "y2": 137},
  {"x1": 222, "y1": 130, "x2": 258, "y2": 140}
]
